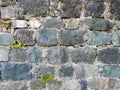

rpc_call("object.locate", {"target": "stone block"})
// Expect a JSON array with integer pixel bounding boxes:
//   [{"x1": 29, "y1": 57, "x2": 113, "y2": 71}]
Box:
[
  {"x1": 59, "y1": 30, "x2": 85, "y2": 45},
  {"x1": 0, "y1": 32, "x2": 14, "y2": 45},
  {"x1": 15, "y1": 29, "x2": 35, "y2": 45},
  {"x1": 2, "y1": 63, "x2": 32, "y2": 80},
  {"x1": 10, "y1": 48, "x2": 26, "y2": 62},
  {"x1": 70, "y1": 46, "x2": 96, "y2": 64},
  {"x1": 36, "y1": 28, "x2": 57, "y2": 46},
  {"x1": 79, "y1": 80, "x2": 87, "y2": 90},
  {"x1": 47, "y1": 46, "x2": 68, "y2": 65},
  {"x1": 26, "y1": 46, "x2": 42, "y2": 63},
  {"x1": 89, "y1": 31, "x2": 111, "y2": 45},
  {"x1": 112, "y1": 31, "x2": 120, "y2": 46},
  {"x1": 12, "y1": 20, "x2": 27, "y2": 28},
  {"x1": 0, "y1": 47, "x2": 9, "y2": 61},
  {"x1": 28, "y1": 20, "x2": 40, "y2": 28}
]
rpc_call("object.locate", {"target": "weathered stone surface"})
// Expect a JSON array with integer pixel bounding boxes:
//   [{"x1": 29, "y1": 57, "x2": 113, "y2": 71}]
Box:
[
  {"x1": 61, "y1": 79, "x2": 79, "y2": 90},
  {"x1": 0, "y1": 47, "x2": 9, "y2": 61},
  {"x1": 30, "y1": 79, "x2": 45, "y2": 90},
  {"x1": 102, "y1": 65, "x2": 120, "y2": 77},
  {"x1": 79, "y1": 80, "x2": 87, "y2": 90},
  {"x1": 106, "y1": 0, "x2": 120, "y2": 20},
  {"x1": 47, "y1": 46, "x2": 68, "y2": 65},
  {"x1": 36, "y1": 28, "x2": 57, "y2": 46},
  {"x1": 26, "y1": 46, "x2": 42, "y2": 63},
  {"x1": 0, "y1": 32, "x2": 14, "y2": 45},
  {"x1": 2, "y1": 63, "x2": 32, "y2": 80},
  {"x1": 89, "y1": 31, "x2": 111, "y2": 45},
  {"x1": 80, "y1": 18, "x2": 112, "y2": 31},
  {"x1": 41, "y1": 18, "x2": 64, "y2": 28},
  {"x1": 59, "y1": 30, "x2": 85, "y2": 45},
  {"x1": 112, "y1": 31, "x2": 120, "y2": 46},
  {"x1": 116, "y1": 22, "x2": 120, "y2": 30},
  {"x1": 15, "y1": 29, "x2": 35, "y2": 45},
  {"x1": 75, "y1": 66, "x2": 85, "y2": 79},
  {"x1": 33, "y1": 65, "x2": 55, "y2": 78},
  {"x1": 60, "y1": 0, "x2": 82, "y2": 18},
  {"x1": 84, "y1": 0, "x2": 105, "y2": 18},
  {"x1": 12, "y1": 20, "x2": 27, "y2": 28},
  {"x1": 97, "y1": 47, "x2": 120, "y2": 64},
  {"x1": 28, "y1": 20, "x2": 41, "y2": 28},
  {"x1": 70, "y1": 46, "x2": 96, "y2": 64},
  {"x1": 59, "y1": 66, "x2": 74, "y2": 77},
  {"x1": 18, "y1": 0, "x2": 49, "y2": 16},
  {"x1": 1, "y1": 0, "x2": 12, "y2": 6},
  {"x1": 1, "y1": 6, "x2": 15, "y2": 19},
  {"x1": 65, "y1": 19, "x2": 79, "y2": 30},
  {"x1": 10, "y1": 48, "x2": 26, "y2": 62}
]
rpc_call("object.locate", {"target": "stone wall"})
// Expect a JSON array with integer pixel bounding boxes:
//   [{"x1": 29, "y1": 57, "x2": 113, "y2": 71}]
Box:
[{"x1": 0, "y1": 0, "x2": 120, "y2": 90}]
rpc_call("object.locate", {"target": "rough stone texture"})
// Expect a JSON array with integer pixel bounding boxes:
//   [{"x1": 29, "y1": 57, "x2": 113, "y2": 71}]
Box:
[
  {"x1": 102, "y1": 65, "x2": 120, "y2": 77},
  {"x1": 41, "y1": 18, "x2": 64, "y2": 28},
  {"x1": 47, "y1": 46, "x2": 68, "y2": 65},
  {"x1": 106, "y1": 0, "x2": 120, "y2": 20},
  {"x1": 33, "y1": 65, "x2": 55, "y2": 78},
  {"x1": 70, "y1": 46, "x2": 96, "y2": 64},
  {"x1": 26, "y1": 46, "x2": 42, "y2": 63},
  {"x1": 0, "y1": 32, "x2": 14, "y2": 45},
  {"x1": 112, "y1": 31, "x2": 120, "y2": 46},
  {"x1": 80, "y1": 18, "x2": 112, "y2": 31},
  {"x1": 60, "y1": 0, "x2": 82, "y2": 18},
  {"x1": 30, "y1": 79, "x2": 45, "y2": 90},
  {"x1": 116, "y1": 22, "x2": 120, "y2": 30},
  {"x1": 15, "y1": 29, "x2": 35, "y2": 45},
  {"x1": 36, "y1": 28, "x2": 57, "y2": 46},
  {"x1": 1, "y1": 63, "x2": 32, "y2": 80},
  {"x1": 97, "y1": 47, "x2": 120, "y2": 64},
  {"x1": 10, "y1": 48, "x2": 26, "y2": 62},
  {"x1": 28, "y1": 20, "x2": 41, "y2": 28},
  {"x1": 0, "y1": 47, "x2": 9, "y2": 61},
  {"x1": 18, "y1": 0, "x2": 49, "y2": 17},
  {"x1": 79, "y1": 80, "x2": 87, "y2": 90},
  {"x1": 59, "y1": 66, "x2": 74, "y2": 77},
  {"x1": 1, "y1": 0, "x2": 13, "y2": 6},
  {"x1": 89, "y1": 31, "x2": 111, "y2": 45},
  {"x1": 84, "y1": 0, "x2": 105, "y2": 18},
  {"x1": 59, "y1": 30, "x2": 85, "y2": 45},
  {"x1": 1, "y1": 6, "x2": 15, "y2": 19},
  {"x1": 12, "y1": 20, "x2": 27, "y2": 28},
  {"x1": 65, "y1": 19, "x2": 79, "y2": 30}
]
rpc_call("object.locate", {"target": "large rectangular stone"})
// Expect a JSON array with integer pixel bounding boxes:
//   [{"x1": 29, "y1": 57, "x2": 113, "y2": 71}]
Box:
[{"x1": 0, "y1": 47, "x2": 9, "y2": 61}]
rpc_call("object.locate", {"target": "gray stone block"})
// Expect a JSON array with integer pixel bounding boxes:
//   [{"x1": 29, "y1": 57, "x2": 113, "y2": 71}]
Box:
[
  {"x1": 79, "y1": 80, "x2": 87, "y2": 90},
  {"x1": 89, "y1": 31, "x2": 111, "y2": 45},
  {"x1": 70, "y1": 46, "x2": 96, "y2": 64},
  {"x1": 112, "y1": 31, "x2": 120, "y2": 46},
  {"x1": 59, "y1": 30, "x2": 85, "y2": 45},
  {"x1": 15, "y1": 29, "x2": 35, "y2": 45},
  {"x1": 0, "y1": 47, "x2": 9, "y2": 61},
  {"x1": 26, "y1": 46, "x2": 42, "y2": 63},
  {"x1": 80, "y1": 18, "x2": 112, "y2": 31},
  {"x1": 36, "y1": 28, "x2": 57, "y2": 46},
  {"x1": 10, "y1": 48, "x2": 26, "y2": 62},
  {"x1": 97, "y1": 47, "x2": 120, "y2": 64},
  {"x1": 102, "y1": 65, "x2": 120, "y2": 77},
  {"x1": 2, "y1": 63, "x2": 32, "y2": 80},
  {"x1": 41, "y1": 18, "x2": 64, "y2": 28},
  {"x1": 47, "y1": 46, "x2": 68, "y2": 65},
  {"x1": 59, "y1": 66, "x2": 74, "y2": 77},
  {"x1": 0, "y1": 32, "x2": 14, "y2": 45}
]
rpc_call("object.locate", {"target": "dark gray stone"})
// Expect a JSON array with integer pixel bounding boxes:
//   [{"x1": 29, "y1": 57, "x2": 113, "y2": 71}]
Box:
[
  {"x1": 0, "y1": 32, "x2": 14, "y2": 45},
  {"x1": 89, "y1": 31, "x2": 111, "y2": 45},
  {"x1": 41, "y1": 18, "x2": 64, "y2": 28},
  {"x1": 36, "y1": 28, "x2": 57, "y2": 46},
  {"x1": 80, "y1": 18, "x2": 112, "y2": 31},
  {"x1": 0, "y1": 47, "x2": 9, "y2": 61},
  {"x1": 79, "y1": 80, "x2": 87, "y2": 90},
  {"x1": 26, "y1": 46, "x2": 42, "y2": 63},
  {"x1": 10, "y1": 48, "x2": 26, "y2": 62},
  {"x1": 71, "y1": 46, "x2": 96, "y2": 64},
  {"x1": 102, "y1": 65, "x2": 120, "y2": 77},
  {"x1": 47, "y1": 46, "x2": 68, "y2": 65},
  {"x1": 59, "y1": 66, "x2": 74, "y2": 77},
  {"x1": 60, "y1": 0, "x2": 82, "y2": 18},
  {"x1": 84, "y1": 0, "x2": 105, "y2": 18},
  {"x1": 15, "y1": 29, "x2": 35, "y2": 45},
  {"x1": 33, "y1": 65, "x2": 55, "y2": 78},
  {"x1": 18, "y1": 0, "x2": 49, "y2": 17},
  {"x1": 59, "y1": 30, "x2": 85, "y2": 46},
  {"x1": 30, "y1": 79, "x2": 45, "y2": 90},
  {"x1": 2, "y1": 63, "x2": 32, "y2": 80},
  {"x1": 97, "y1": 47, "x2": 120, "y2": 64}
]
